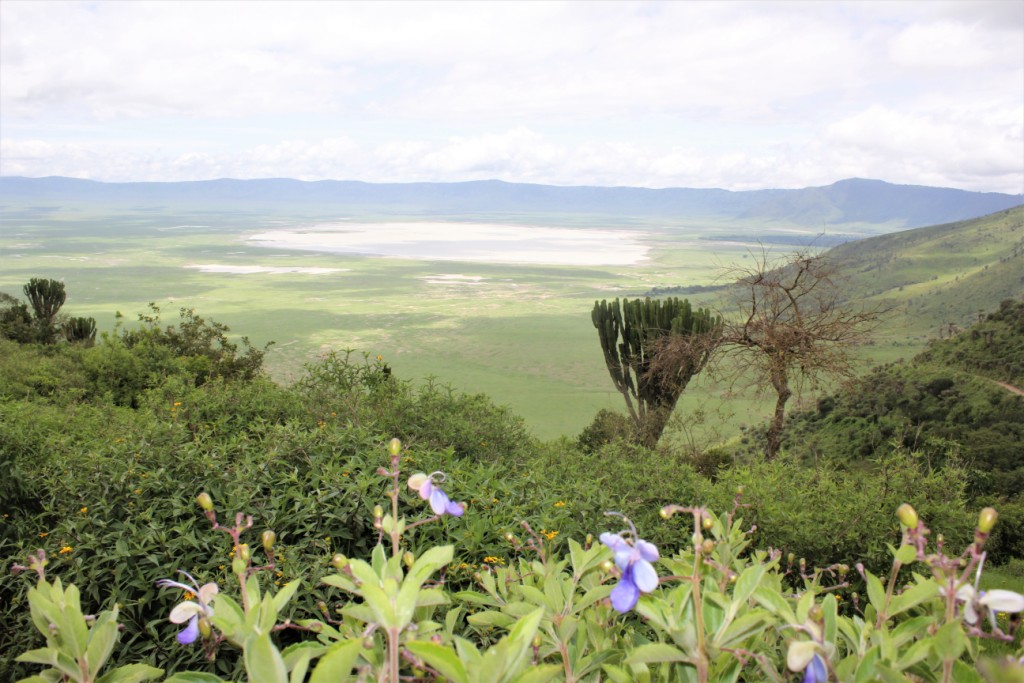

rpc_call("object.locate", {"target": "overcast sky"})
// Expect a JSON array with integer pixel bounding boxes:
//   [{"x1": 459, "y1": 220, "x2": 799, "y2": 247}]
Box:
[{"x1": 1, "y1": 1, "x2": 1022, "y2": 193}]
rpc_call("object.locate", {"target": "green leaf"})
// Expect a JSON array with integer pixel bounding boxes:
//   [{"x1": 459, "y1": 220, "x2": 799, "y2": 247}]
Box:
[
  {"x1": 865, "y1": 571, "x2": 886, "y2": 612},
  {"x1": 308, "y1": 639, "x2": 362, "y2": 683},
  {"x1": 15, "y1": 647, "x2": 56, "y2": 665},
  {"x1": 951, "y1": 660, "x2": 984, "y2": 683},
  {"x1": 94, "y1": 664, "x2": 164, "y2": 683},
  {"x1": 163, "y1": 674, "x2": 227, "y2": 683},
  {"x1": 888, "y1": 579, "x2": 939, "y2": 619},
  {"x1": 405, "y1": 641, "x2": 468, "y2": 683},
  {"x1": 894, "y1": 544, "x2": 917, "y2": 565},
  {"x1": 624, "y1": 643, "x2": 691, "y2": 665},
  {"x1": 272, "y1": 579, "x2": 302, "y2": 613},
  {"x1": 931, "y1": 622, "x2": 968, "y2": 662},
  {"x1": 85, "y1": 611, "x2": 120, "y2": 679},
  {"x1": 715, "y1": 609, "x2": 772, "y2": 648},
  {"x1": 244, "y1": 633, "x2": 288, "y2": 683},
  {"x1": 752, "y1": 585, "x2": 797, "y2": 623},
  {"x1": 507, "y1": 664, "x2": 563, "y2": 683},
  {"x1": 467, "y1": 610, "x2": 517, "y2": 629}
]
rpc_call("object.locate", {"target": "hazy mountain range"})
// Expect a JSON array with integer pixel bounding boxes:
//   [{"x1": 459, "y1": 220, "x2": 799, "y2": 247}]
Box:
[{"x1": 1, "y1": 176, "x2": 1020, "y2": 231}]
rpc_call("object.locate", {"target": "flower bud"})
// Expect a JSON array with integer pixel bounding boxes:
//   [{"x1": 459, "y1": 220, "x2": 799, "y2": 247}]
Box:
[
  {"x1": 332, "y1": 553, "x2": 348, "y2": 569},
  {"x1": 896, "y1": 503, "x2": 919, "y2": 529},
  {"x1": 585, "y1": 533, "x2": 593, "y2": 546},
  {"x1": 978, "y1": 507, "x2": 998, "y2": 534},
  {"x1": 600, "y1": 559, "x2": 614, "y2": 573},
  {"x1": 238, "y1": 544, "x2": 251, "y2": 562},
  {"x1": 363, "y1": 636, "x2": 375, "y2": 649},
  {"x1": 198, "y1": 617, "x2": 213, "y2": 639},
  {"x1": 388, "y1": 438, "x2": 402, "y2": 456},
  {"x1": 375, "y1": 467, "x2": 389, "y2": 476},
  {"x1": 403, "y1": 551, "x2": 415, "y2": 568},
  {"x1": 701, "y1": 539, "x2": 715, "y2": 556},
  {"x1": 196, "y1": 492, "x2": 213, "y2": 511},
  {"x1": 231, "y1": 557, "x2": 246, "y2": 575},
  {"x1": 373, "y1": 505, "x2": 384, "y2": 519},
  {"x1": 735, "y1": 485, "x2": 745, "y2": 495},
  {"x1": 317, "y1": 601, "x2": 328, "y2": 613},
  {"x1": 504, "y1": 532, "x2": 516, "y2": 543},
  {"x1": 702, "y1": 517, "x2": 714, "y2": 531},
  {"x1": 787, "y1": 553, "x2": 795, "y2": 565},
  {"x1": 261, "y1": 530, "x2": 276, "y2": 552},
  {"x1": 660, "y1": 506, "x2": 672, "y2": 519},
  {"x1": 808, "y1": 604, "x2": 824, "y2": 622},
  {"x1": 532, "y1": 634, "x2": 542, "y2": 648}
]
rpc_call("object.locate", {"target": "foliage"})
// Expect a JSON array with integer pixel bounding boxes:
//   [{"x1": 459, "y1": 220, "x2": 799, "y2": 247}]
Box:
[
  {"x1": 8, "y1": 477, "x2": 1023, "y2": 683},
  {"x1": 591, "y1": 297, "x2": 720, "y2": 447},
  {"x1": 23, "y1": 278, "x2": 67, "y2": 343},
  {"x1": 916, "y1": 298, "x2": 1024, "y2": 388},
  {"x1": 719, "y1": 249, "x2": 885, "y2": 459}
]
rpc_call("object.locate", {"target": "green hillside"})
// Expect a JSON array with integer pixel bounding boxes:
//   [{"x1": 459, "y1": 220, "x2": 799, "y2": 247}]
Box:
[{"x1": 825, "y1": 205, "x2": 1024, "y2": 339}]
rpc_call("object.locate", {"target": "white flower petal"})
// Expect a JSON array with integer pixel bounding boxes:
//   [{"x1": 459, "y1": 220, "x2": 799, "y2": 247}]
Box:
[
  {"x1": 197, "y1": 582, "x2": 219, "y2": 606},
  {"x1": 979, "y1": 589, "x2": 1024, "y2": 614},
  {"x1": 787, "y1": 640, "x2": 817, "y2": 673},
  {"x1": 169, "y1": 601, "x2": 204, "y2": 624}
]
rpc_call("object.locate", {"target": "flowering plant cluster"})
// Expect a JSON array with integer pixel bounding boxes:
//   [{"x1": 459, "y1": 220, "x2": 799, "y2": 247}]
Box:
[{"x1": 10, "y1": 438, "x2": 1024, "y2": 683}]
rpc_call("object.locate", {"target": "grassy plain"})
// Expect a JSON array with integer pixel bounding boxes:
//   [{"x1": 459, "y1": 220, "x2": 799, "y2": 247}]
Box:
[{"x1": 0, "y1": 203, "x2": 936, "y2": 440}]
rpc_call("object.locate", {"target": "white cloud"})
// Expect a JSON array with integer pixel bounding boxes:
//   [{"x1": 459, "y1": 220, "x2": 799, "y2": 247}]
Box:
[{"x1": 1, "y1": 0, "x2": 1021, "y2": 193}]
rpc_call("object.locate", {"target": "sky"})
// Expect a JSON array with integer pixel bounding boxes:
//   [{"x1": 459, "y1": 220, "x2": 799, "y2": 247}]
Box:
[{"x1": 1, "y1": 1, "x2": 1022, "y2": 194}]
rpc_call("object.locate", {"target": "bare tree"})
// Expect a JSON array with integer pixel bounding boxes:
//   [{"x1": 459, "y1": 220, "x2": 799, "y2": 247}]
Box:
[{"x1": 721, "y1": 249, "x2": 885, "y2": 459}]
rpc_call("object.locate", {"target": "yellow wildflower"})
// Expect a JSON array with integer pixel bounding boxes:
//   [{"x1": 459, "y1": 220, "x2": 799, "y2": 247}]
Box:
[
  {"x1": 183, "y1": 590, "x2": 195, "y2": 600},
  {"x1": 38, "y1": 532, "x2": 49, "y2": 538},
  {"x1": 59, "y1": 546, "x2": 73, "y2": 554},
  {"x1": 541, "y1": 530, "x2": 559, "y2": 541},
  {"x1": 553, "y1": 501, "x2": 566, "y2": 508},
  {"x1": 483, "y1": 556, "x2": 505, "y2": 565},
  {"x1": 80, "y1": 507, "x2": 88, "y2": 514}
]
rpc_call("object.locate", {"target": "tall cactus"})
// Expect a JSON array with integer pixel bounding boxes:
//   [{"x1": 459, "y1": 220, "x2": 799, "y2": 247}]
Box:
[
  {"x1": 592, "y1": 297, "x2": 721, "y2": 447},
  {"x1": 63, "y1": 316, "x2": 97, "y2": 346},
  {"x1": 23, "y1": 278, "x2": 66, "y2": 342}
]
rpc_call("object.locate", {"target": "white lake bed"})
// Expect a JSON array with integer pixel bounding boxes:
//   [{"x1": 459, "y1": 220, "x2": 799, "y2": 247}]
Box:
[{"x1": 246, "y1": 222, "x2": 650, "y2": 266}]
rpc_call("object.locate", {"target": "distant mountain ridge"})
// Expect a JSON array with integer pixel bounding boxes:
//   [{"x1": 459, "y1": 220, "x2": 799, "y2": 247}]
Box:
[{"x1": 1, "y1": 176, "x2": 1020, "y2": 230}]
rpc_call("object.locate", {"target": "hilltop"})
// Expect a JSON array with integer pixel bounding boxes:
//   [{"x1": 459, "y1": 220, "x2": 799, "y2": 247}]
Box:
[
  {"x1": 1, "y1": 175, "x2": 1020, "y2": 232},
  {"x1": 823, "y1": 206, "x2": 1024, "y2": 336}
]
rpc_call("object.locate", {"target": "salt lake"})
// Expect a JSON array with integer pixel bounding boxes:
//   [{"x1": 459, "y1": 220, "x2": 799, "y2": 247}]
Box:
[{"x1": 245, "y1": 222, "x2": 650, "y2": 266}]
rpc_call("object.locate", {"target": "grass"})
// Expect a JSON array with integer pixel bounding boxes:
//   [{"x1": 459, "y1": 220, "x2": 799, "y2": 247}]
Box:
[{"x1": 5, "y1": 202, "x2": 1007, "y2": 439}]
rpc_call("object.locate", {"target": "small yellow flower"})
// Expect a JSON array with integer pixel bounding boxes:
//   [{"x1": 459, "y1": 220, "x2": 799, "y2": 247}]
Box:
[
  {"x1": 59, "y1": 546, "x2": 73, "y2": 554},
  {"x1": 183, "y1": 590, "x2": 195, "y2": 600},
  {"x1": 376, "y1": 355, "x2": 383, "y2": 361},
  {"x1": 553, "y1": 501, "x2": 566, "y2": 508},
  {"x1": 482, "y1": 556, "x2": 505, "y2": 565},
  {"x1": 134, "y1": 488, "x2": 142, "y2": 495},
  {"x1": 79, "y1": 507, "x2": 88, "y2": 514},
  {"x1": 492, "y1": 498, "x2": 499, "y2": 504},
  {"x1": 541, "y1": 530, "x2": 559, "y2": 541},
  {"x1": 38, "y1": 532, "x2": 49, "y2": 538}
]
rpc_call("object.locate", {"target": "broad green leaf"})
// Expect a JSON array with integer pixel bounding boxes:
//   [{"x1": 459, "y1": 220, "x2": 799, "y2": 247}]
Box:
[
  {"x1": 888, "y1": 580, "x2": 939, "y2": 619},
  {"x1": 752, "y1": 585, "x2": 797, "y2": 623},
  {"x1": 272, "y1": 580, "x2": 302, "y2": 613},
  {"x1": 624, "y1": 643, "x2": 691, "y2": 665},
  {"x1": 894, "y1": 544, "x2": 917, "y2": 565},
  {"x1": 163, "y1": 674, "x2": 227, "y2": 683},
  {"x1": 931, "y1": 622, "x2": 968, "y2": 662},
  {"x1": 715, "y1": 609, "x2": 772, "y2": 648},
  {"x1": 94, "y1": 663, "x2": 164, "y2": 683},
  {"x1": 467, "y1": 610, "x2": 517, "y2": 629},
  {"x1": 865, "y1": 571, "x2": 886, "y2": 613},
  {"x1": 85, "y1": 612, "x2": 120, "y2": 679},
  {"x1": 951, "y1": 660, "x2": 984, "y2": 683},
  {"x1": 406, "y1": 641, "x2": 468, "y2": 683},
  {"x1": 507, "y1": 664, "x2": 563, "y2": 683},
  {"x1": 15, "y1": 647, "x2": 56, "y2": 665},
  {"x1": 308, "y1": 639, "x2": 362, "y2": 683},
  {"x1": 244, "y1": 633, "x2": 288, "y2": 683}
]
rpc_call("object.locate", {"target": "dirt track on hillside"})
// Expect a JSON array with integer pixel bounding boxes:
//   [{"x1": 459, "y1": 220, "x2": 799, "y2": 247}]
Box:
[{"x1": 993, "y1": 380, "x2": 1024, "y2": 397}]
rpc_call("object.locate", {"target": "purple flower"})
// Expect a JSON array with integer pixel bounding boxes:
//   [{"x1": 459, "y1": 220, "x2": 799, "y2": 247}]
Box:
[
  {"x1": 600, "y1": 531, "x2": 659, "y2": 612},
  {"x1": 156, "y1": 571, "x2": 218, "y2": 645},
  {"x1": 407, "y1": 472, "x2": 465, "y2": 517},
  {"x1": 804, "y1": 655, "x2": 827, "y2": 683}
]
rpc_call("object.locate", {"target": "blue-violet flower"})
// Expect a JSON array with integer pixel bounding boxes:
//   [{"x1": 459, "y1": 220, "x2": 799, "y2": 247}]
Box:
[
  {"x1": 408, "y1": 472, "x2": 465, "y2": 517},
  {"x1": 156, "y1": 571, "x2": 218, "y2": 644},
  {"x1": 599, "y1": 530, "x2": 659, "y2": 612}
]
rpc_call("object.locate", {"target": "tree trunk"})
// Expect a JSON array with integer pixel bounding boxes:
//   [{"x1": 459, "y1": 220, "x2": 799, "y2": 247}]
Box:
[{"x1": 765, "y1": 369, "x2": 791, "y2": 459}]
